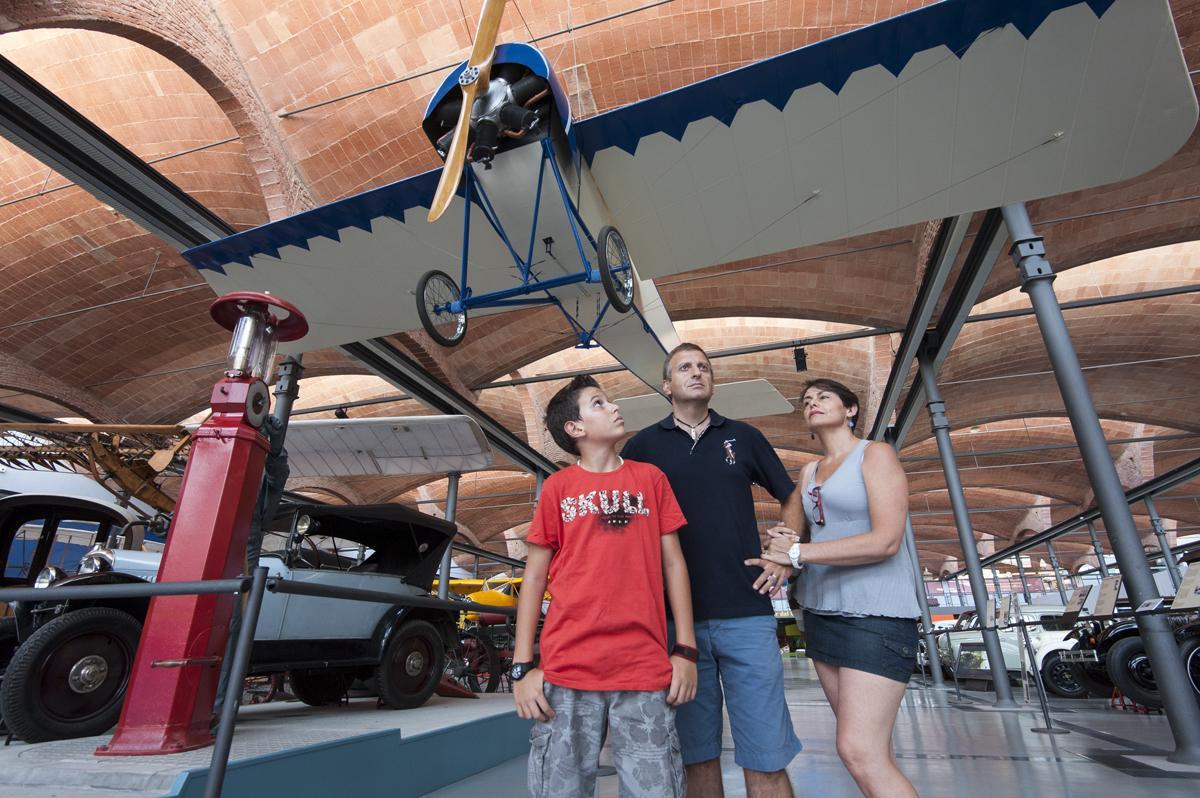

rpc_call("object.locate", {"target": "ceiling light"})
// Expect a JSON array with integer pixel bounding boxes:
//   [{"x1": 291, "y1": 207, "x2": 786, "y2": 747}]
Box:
[{"x1": 793, "y1": 347, "x2": 808, "y2": 372}]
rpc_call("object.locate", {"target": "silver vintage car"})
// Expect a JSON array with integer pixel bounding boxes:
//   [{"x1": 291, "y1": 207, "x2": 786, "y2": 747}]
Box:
[{"x1": 2, "y1": 502, "x2": 459, "y2": 742}]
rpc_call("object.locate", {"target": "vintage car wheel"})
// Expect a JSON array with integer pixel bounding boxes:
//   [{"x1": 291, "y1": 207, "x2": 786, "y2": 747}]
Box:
[
  {"x1": 1182, "y1": 637, "x2": 1200, "y2": 697},
  {"x1": 1, "y1": 616, "x2": 18, "y2": 722},
  {"x1": 288, "y1": 669, "x2": 352, "y2": 707},
  {"x1": 1106, "y1": 636, "x2": 1163, "y2": 709},
  {"x1": 375, "y1": 619, "x2": 445, "y2": 709},
  {"x1": 0, "y1": 616, "x2": 17, "y2": 676},
  {"x1": 597, "y1": 226, "x2": 635, "y2": 313},
  {"x1": 416, "y1": 270, "x2": 468, "y2": 347},
  {"x1": 460, "y1": 629, "x2": 501, "y2": 693},
  {"x1": 1040, "y1": 651, "x2": 1088, "y2": 699},
  {"x1": 0, "y1": 607, "x2": 140, "y2": 742},
  {"x1": 242, "y1": 674, "x2": 282, "y2": 706}
]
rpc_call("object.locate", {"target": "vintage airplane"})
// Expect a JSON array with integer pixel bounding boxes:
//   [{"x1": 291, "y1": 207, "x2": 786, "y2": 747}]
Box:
[
  {"x1": 0, "y1": 415, "x2": 494, "y2": 513},
  {"x1": 181, "y1": 0, "x2": 1196, "y2": 424}
]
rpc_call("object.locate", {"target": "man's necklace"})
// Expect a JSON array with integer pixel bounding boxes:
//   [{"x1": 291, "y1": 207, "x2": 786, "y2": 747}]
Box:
[{"x1": 673, "y1": 414, "x2": 709, "y2": 441}]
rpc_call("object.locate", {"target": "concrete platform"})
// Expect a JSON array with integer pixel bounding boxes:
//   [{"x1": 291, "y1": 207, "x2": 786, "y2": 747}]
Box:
[
  {"x1": 0, "y1": 693, "x2": 529, "y2": 798},
  {"x1": 432, "y1": 657, "x2": 1200, "y2": 797}
]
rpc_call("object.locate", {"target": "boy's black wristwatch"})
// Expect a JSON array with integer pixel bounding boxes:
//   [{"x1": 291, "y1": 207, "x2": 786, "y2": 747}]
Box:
[{"x1": 510, "y1": 661, "x2": 537, "y2": 681}]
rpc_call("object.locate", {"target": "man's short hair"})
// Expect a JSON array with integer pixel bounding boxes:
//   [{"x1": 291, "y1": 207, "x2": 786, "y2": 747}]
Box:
[
  {"x1": 545, "y1": 374, "x2": 600, "y2": 455},
  {"x1": 662, "y1": 342, "x2": 710, "y2": 382}
]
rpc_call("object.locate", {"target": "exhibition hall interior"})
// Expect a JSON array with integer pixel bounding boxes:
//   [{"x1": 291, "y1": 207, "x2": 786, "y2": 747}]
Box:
[{"x1": 0, "y1": 1, "x2": 1198, "y2": 796}]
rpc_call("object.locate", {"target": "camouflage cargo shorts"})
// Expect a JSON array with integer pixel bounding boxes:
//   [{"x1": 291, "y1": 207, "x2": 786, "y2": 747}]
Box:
[{"x1": 527, "y1": 682, "x2": 684, "y2": 797}]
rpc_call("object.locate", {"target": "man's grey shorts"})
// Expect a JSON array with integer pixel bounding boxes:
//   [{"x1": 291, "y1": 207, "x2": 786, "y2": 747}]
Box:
[{"x1": 528, "y1": 682, "x2": 684, "y2": 797}]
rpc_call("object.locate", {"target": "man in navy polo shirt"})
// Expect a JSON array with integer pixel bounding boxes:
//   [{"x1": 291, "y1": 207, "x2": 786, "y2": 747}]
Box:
[{"x1": 622, "y1": 342, "x2": 803, "y2": 797}]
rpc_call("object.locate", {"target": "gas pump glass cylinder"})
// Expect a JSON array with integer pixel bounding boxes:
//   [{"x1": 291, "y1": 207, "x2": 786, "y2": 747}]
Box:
[
  {"x1": 226, "y1": 308, "x2": 278, "y2": 380},
  {"x1": 247, "y1": 326, "x2": 279, "y2": 382}
]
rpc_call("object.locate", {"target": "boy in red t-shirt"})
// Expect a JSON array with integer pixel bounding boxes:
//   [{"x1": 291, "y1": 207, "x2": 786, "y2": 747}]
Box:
[{"x1": 512, "y1": 375, "x2": 698, "y2": 797}]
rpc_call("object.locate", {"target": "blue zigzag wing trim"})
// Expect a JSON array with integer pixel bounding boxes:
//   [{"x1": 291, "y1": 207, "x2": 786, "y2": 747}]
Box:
[{"x1": 574, "y1": 0, "x2": 1119, "y2": 164}]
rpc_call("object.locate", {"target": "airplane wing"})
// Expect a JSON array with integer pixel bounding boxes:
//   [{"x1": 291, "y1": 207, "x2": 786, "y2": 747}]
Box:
[
  {"x1": 617, "y1": 379, "x2": 794, "y2": 432},
  {"x1": 576, "y1": 0, "x2": 1197, "y2": 277},
  {"x1": 279, "y1": 415, "x2": 494, "y2": 477},
  {"x1": 180, "y1": 0, "x2": 1191, "y2": 400}
]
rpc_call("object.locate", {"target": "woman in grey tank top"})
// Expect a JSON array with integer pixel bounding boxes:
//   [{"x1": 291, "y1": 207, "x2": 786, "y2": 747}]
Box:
[{"x1": 751, "y1": 378, "x2": 919, "y2": 798}]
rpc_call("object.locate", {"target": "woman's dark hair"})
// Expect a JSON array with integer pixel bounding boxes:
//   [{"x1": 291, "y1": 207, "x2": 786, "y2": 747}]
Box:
[{"x1": 802, "y1": 378, "x2": 861, "y2": 431}]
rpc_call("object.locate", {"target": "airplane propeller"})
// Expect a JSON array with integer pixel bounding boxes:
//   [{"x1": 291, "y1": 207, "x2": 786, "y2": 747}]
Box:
[{"x1": 427, "y1": 0, "x2": 508, "y2": 223}]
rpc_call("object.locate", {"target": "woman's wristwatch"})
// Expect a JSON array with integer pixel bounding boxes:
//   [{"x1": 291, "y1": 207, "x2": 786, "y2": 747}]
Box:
[{"x1": 788, "y1": 541, "x2": 803, "y2": 569}]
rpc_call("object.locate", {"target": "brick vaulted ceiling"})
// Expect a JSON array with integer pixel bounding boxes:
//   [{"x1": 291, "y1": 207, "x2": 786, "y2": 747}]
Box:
[{"x1": 0, "y1": 0, "x2": 1197, "y2": 575}]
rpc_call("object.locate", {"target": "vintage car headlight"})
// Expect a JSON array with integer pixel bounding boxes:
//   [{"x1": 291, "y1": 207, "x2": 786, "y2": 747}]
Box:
[
  {"x1": 34, "y1": 565, "x2": 66, "y2": 588},
  {"x1": 79, "y1": 546, "x2": 115, "y2": 574},
  {"x1": 296, "y1": 514, "x2": 315, "y2": 534}
]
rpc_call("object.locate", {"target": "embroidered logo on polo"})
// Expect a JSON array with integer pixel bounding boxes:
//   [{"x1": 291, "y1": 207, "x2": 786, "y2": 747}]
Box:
[
  {"x1": 723, "y1": 438, "x2": 737, "y2": 465},
  {"x1": 560, "y1": 490, "x2": 650, "y2": 526}
]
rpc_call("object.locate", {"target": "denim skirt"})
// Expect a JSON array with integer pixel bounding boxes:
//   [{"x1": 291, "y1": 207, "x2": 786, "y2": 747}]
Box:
[{"x1": 802, "y1": 610, "x2": 919, "y2": 683}]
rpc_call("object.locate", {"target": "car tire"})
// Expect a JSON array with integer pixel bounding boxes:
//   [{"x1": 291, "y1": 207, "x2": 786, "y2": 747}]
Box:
[
  {"x1": 375, "y1": 619, "x2": 445, "y2": 709},
  {"x1": 288, "y1": 669, "x2": 352, "y2": 707},
  {"x1": 1106, "y1": 636, "x2": 1163, "y2": 709},
  {"x1": 1040, "y1": 651, "x2": 1088, "y2": 699},
  {"x1": 1181, "y1": 636, "x2": 1200, "y2": 698},
  {"x1": 0, "y1": 616, "x2": 18, "y2": 677},
  {"x1": 1, "y1": 616, "x2": 18, "y2": 725},
  {"x1": 0, "y1": 607, "x2": 140, "y2": 742},
  {"x1": 1074, "y1": 661, "x2": 1114, "y2": 698}
]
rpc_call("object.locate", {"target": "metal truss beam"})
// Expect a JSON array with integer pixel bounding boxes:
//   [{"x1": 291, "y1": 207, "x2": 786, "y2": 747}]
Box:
[
  {"x1": 0, "y1": 55, "x2": 233, "y2": 249},
  {"x1": 868, "y1": 214, "x2": 972, "y2": 441},
  {"x1": 884, "y1": 209, "x2": 1006, "y2": 446}
]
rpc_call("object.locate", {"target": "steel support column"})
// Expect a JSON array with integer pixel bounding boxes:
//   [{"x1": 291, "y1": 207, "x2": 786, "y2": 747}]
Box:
[
  {"x1": 1086, "y1": 521, "x2": 1110, "y2": 577},
  {"x1": 437, "y1": 472, "x2": 462, "y2": 601},
  {"x1": 1144, "y1": 496, "x2": 1182, "y2": 590},
  {"x1": 1002, "y1": 202, "x2": 1200, "y2": 763},
  {"x1": 917, "y1": 351, "x2": 1015, "y2": 706},
  {"x1": 1015, "y1": 557, "x2": 1032, "y2": 602},
  {"x1": 905, "y1": 517, "x2": 945, "y2": 688},
  {"x1": 1046, "y1": 543, "x2": 1068, "y2": 604}
]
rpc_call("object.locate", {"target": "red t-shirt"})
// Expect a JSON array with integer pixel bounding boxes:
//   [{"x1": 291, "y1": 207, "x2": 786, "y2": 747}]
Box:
[{"x1": 526, "y1": 459, "x2": 686, "y2": 691}]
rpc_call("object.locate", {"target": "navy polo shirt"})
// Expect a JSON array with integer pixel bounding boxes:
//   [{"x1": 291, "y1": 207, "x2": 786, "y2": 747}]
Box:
[{"x1": 621, "y1": 411, "x2": 796, "y2": 621}]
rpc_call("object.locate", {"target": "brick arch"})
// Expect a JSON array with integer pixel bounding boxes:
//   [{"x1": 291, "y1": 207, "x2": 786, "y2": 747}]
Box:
[
  {"x1": 0, "y1": 351, "x2": 118, "y2": 422},
  {"x1": 903, "y1": 365, "x2": 1200, "y2": 447},
  {"x1": 906, "y1": 466, "x2": 1089, "y2": 506},
  {"x1": 3, "y1": 0, "x2": 312, "y2": 217},
  {"x1": 288, "y1": 481, "x2": 364, "y2": 505}
]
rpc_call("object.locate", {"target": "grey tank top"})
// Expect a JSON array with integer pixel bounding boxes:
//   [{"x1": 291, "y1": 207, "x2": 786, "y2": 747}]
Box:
[{"x1": 798, "y1": 439, "x2": 920, "y2": 619}]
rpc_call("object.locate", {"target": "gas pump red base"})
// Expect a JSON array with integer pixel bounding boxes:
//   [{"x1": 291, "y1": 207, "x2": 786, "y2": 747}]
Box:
[{"x1": 98, "y1": 293, "x2": 306, "y2": 756}]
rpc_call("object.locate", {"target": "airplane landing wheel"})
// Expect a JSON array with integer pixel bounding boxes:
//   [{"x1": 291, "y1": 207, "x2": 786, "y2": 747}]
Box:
[
  {"x1": 597, "y1": 226, "x2": 635, "y2": 313},
  {"x1": 417, "y1": 270, "x2": 468, "y2": 347}
]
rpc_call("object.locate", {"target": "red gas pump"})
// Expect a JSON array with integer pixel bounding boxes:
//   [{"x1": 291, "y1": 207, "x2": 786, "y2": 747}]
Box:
[{"x1": 99, "y1": 292, "x2": 307, "y2": 755}]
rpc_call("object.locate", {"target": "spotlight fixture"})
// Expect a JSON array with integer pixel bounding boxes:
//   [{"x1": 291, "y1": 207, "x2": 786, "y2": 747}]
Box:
[
  {"x1": 793, "y1": 346, "x2": 808, "y2": 372},
  {"x1": 334, "y1": 407, "x2": 349, "y2": 419}
]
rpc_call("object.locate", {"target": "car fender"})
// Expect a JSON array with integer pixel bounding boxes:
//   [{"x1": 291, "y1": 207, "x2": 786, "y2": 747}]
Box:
[
  {"x1": 1096, "y1": 620, "x2": 1140, "y2": 656},
  {"x1": 19, "y1": 571, "x2": 150, "y2": 636},
  {"x1": 370, "y1": 605, "x2": 458, "y2": 661},
  {"x1": 1034, "y1": 638, "x2": 1077, "y2": 672}
]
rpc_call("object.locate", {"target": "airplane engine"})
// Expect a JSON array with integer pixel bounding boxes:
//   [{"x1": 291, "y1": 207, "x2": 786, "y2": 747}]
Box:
[{"x1": 422, "y1": 45, "x2": 564, "y2": 167}]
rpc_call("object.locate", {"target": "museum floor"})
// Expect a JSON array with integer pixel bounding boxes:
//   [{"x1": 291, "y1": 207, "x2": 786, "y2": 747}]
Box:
[{"x1": 429, "y1": 657, "x2": 1200, "y2": 797}]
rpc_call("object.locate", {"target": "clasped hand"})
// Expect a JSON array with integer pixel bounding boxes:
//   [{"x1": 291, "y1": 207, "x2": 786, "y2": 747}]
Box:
[
  {"x1": 754, "y1": 526, "x2": 800, "y2": 567},
  {"x1": 742, "y1": 526, "x2": 800, "y2": 592}
]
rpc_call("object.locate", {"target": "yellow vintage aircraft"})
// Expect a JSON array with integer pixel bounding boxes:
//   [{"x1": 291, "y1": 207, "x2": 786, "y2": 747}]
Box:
[{"x1": 435, "y1": 574, "x2": 549, "y2": 624}]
